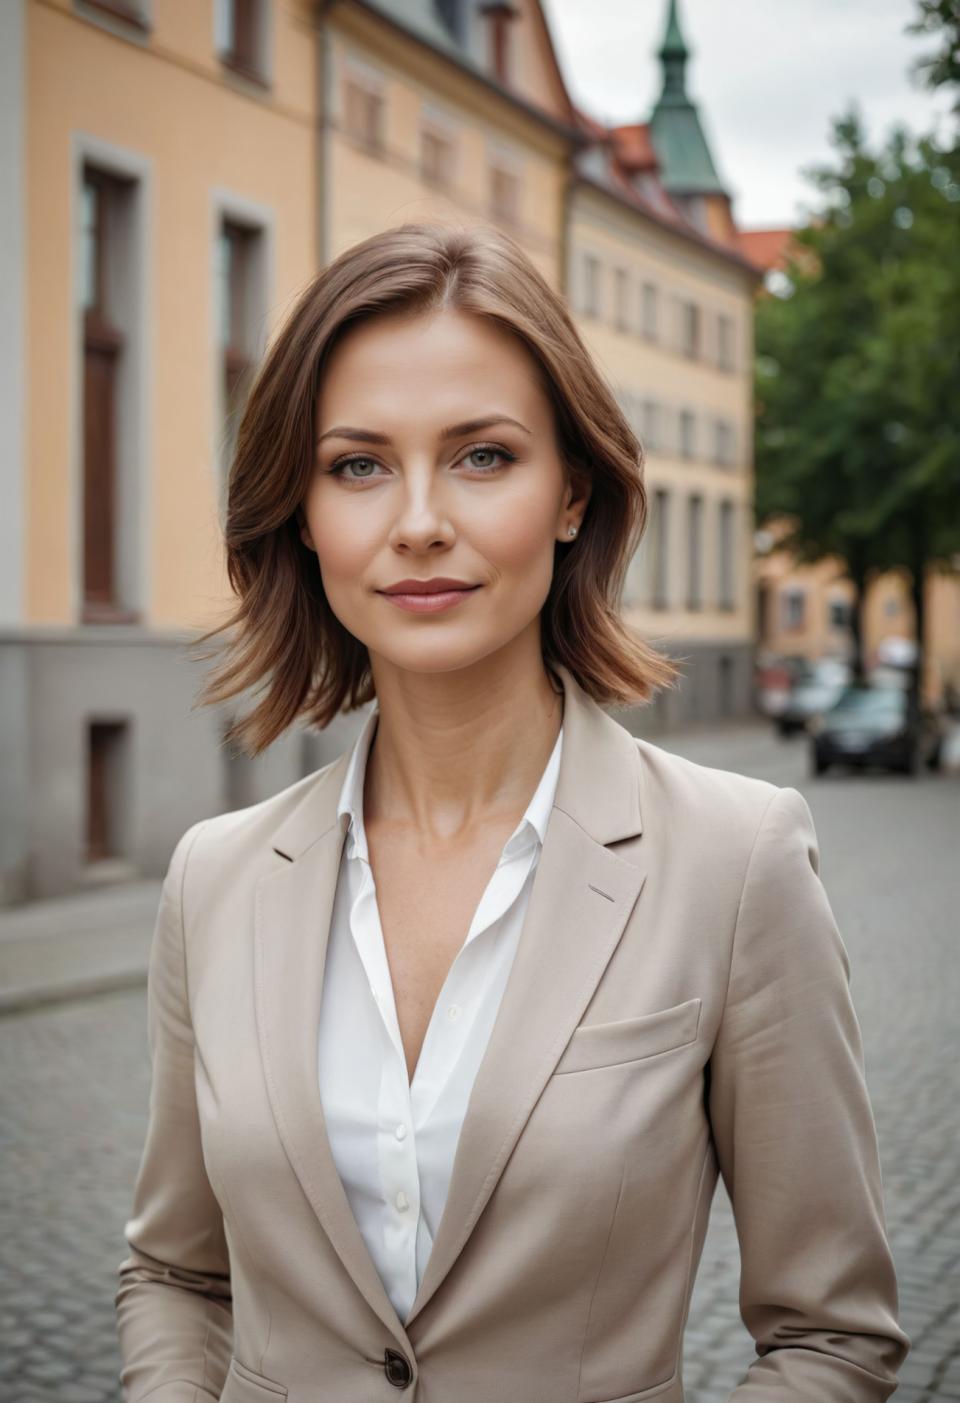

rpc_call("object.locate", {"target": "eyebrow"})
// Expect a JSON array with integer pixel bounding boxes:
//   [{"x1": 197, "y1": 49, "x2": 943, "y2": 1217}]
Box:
[{"x1": 316, "y1": 415, "x2": 532, "y2": 447}]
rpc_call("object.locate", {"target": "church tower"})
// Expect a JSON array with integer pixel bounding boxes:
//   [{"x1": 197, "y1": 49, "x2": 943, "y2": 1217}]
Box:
[{"x1": 648, "y1": 0, "x2": 738, "y2": 244}]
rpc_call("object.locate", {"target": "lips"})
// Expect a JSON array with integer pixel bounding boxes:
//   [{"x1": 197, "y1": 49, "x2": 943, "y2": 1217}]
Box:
[
  {"x1": 379, "y1": 580, "x2": 480, "y2": 595},
  {"x1": 377, "y1": 583, "x2": 482, "y2": 614}
]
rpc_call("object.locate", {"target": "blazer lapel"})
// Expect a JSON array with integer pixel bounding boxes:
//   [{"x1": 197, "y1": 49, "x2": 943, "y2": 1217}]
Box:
[
  {"x1": 253, "y1": 662, "x2": 646, "y2": 1339},
  {"x1": 254, "y1": 754, "x2": 414, "y2": 1345},
  {"x1": 403, "y1": 665, "x2": 646, "y2": 1326}
]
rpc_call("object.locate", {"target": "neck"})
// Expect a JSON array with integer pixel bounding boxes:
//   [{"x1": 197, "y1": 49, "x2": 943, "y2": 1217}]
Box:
[{"x1": 363, "y1": 638, "x2": 563, "y2": 847}]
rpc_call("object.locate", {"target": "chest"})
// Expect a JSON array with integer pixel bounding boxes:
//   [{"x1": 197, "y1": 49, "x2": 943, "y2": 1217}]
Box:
[{"x1": 365, "y1": 820, "x2": 517, "y2": 1083}]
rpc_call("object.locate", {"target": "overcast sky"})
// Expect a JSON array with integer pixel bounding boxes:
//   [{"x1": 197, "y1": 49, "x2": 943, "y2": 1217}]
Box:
[{"x1": 543, "y1": 0, "x2": 956, "y2": 228}]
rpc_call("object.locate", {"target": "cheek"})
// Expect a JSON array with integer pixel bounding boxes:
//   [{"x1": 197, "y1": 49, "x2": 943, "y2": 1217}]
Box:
[
  {"x1": 469, "y1": 491, "x2": 559, "y2": 575},
  {"x1": 303, "y1": 487, "x2": 379, "y2": 578}
]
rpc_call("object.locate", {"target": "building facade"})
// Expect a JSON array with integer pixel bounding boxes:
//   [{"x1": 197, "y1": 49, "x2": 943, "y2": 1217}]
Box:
[
  {"x1": 2, "y1": 0, "x2": 319, "y2": 901},
  {"x1": 3, "y1": 0, "x2": 760, "y2": 901}
]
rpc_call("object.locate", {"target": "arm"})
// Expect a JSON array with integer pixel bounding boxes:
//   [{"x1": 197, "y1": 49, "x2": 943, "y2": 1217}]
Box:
[
  {"x1": 115, "y1": 819, "x2": 234, "y2": 1402},
  {"x1": 707, "y1": 786, "x2": 910, "y2": 1400}
]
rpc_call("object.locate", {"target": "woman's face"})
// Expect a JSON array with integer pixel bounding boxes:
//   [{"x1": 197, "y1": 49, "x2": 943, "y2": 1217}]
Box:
[{"x1": 299, "y1": 306, "x2": 590, "y2": 678}]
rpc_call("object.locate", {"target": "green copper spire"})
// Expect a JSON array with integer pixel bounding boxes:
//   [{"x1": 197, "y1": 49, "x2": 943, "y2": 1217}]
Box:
[
  {"x1": 649, "y1": 0, "x2": 726, "y2": 196},
  {"x1": 659, "y1": 0, "x2": 687, "y2": 63}
]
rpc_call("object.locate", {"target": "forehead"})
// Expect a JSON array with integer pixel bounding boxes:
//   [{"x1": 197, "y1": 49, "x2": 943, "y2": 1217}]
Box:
[{"x1": 317, "y1": 307, "x2": 549, "y2": 426}]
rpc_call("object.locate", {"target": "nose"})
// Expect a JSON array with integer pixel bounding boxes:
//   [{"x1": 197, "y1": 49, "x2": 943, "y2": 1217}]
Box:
[{"x1": 387, "y1": 465, "x2": 456, "y2": 552}]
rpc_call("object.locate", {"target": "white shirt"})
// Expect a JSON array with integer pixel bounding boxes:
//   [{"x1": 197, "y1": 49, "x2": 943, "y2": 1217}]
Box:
[{"x1": 317, "y1": 702, "x2": 563, "y2": 1323}]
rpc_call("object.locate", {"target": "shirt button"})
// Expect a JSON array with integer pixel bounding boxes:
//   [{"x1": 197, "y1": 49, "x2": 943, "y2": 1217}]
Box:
[
  {"x1": 395, "y1": 1190, "x2": 409, "y2": 1212},
  {"x1": 395, "y1": 1123, "x2": 407, "y2": 1140},
  {"x1": 447, "y1": 1003, "x2": 462, "y2": 1021}
]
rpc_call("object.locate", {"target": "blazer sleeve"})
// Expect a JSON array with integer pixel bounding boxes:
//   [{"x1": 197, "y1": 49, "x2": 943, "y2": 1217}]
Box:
[
  {"x1": 115, "y1": 819, "x2": 234, "y2": 1403},
  {"x1": 707, "y1": 785, "x2": 910, "y2": 1401}
]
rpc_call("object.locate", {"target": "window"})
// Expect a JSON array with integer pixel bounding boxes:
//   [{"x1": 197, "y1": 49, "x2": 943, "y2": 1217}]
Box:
[
  {"x1": 616, "y1": 387, "x2": 642, "y2": 438},
  {"x1": 781, "y1": 584, "x2": 806, "y2": 630},
  {"x1": 623, "y1": 539, "x2": 647, "y2": 608},
  {"x1": 680, "y1": 299, "x2": 701, "y2": 359},
  {"x1": 652, "y1": 488, "x2": 670, "y2": 610},
  {"x1": 641, "y1": 281, "x2": 658, "y2": 340},
  {"x1": 420, "y1": 123, "x2": 456, "y2": 190},
  {"x1": 489, "y1": 163, "x2": 520, "y2": 224},
  {"x1": 86, "y1": 718, "x2": 131, "y2": 864},
  {"x1": 717, "y1": 313, "x2": 734, "y2": 372},
  {"x1": 828, "y1": 597, "x2": 852, "y2": 629},
  {"x1": 614, "y1": 268, "x2": 630, "y2": 332},
  {"x1": 435, "y1": 0, "x2": 468, "y2": 42},
  {"x1": 641, "y1": 400, "x2": 662, "y2": 454},
  {"x1": 80, "y1": 165, "x2": 141, "y2": 624},
  {"x1": 344, "y1": 67, "x2": 386, "y2": 152},
  {"x1": 718, "y1": 500, "x2": 736, "y2": 610},
  {"x1": 640, "y1": 401, "x2": 662, "y2": 454},
  {"x1": 713, "y1": 418, "x2": 735, "y2": 468},
  {"x1": 217, "y1": 215, "x2": 267, "y2": 481},
  {"x1": 687, "y1": 494, "x2": 703, "y2": 609},
  {"x1": 484, "y1": 0, "x2": 517, "y2": 83},
  {"x1": 215, "y1": 0, "x2": 268, "y2": 85},
  {"x1": 582, "y1": 253, "x2": 601, "y2": 318},
  {"x1": 76, "y1": 0, "x2": 150, "y2": 31},
  {"x1": 718, "y1": 655, "x2": 735, "y2": 717},
  {"x1": 679, "y1": 409, "x2": 696, "y2": 461}
]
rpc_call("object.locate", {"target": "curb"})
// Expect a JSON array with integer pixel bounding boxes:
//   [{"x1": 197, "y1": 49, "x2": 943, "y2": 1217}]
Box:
[{"x1": 0, "y1": 967, "x2": 149, "y2": 1017}]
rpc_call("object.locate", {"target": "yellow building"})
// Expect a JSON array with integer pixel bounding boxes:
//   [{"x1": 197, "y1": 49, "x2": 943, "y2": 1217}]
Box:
[
  {"x1": 565, "y1": 0, "x2": 761, "y2": 730},
  {"x1": 3, "y1": 0, "x2": 318, "y2": 901},
  {"x1": 319, "y1": 0, "x2": 576, "y2": 281},
  {"x1": 3, "y1": 0, "x2": 760, "y2": 900}
]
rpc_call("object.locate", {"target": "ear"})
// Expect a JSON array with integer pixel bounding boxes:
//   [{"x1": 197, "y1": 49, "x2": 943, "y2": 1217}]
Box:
[
  {"x1": 296, "y1": 506, "x2": 315, "y2": 553},
  {"x1": 564, "y1": 467, "x2": 593, "y2": 518}
]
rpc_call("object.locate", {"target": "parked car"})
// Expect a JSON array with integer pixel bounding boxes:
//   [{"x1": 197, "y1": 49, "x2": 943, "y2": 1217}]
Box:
[
  {"x1": 809, "y1": 684, "x2": 944, "y2": 776},
  {"x1": 754, "y1": 654, "x2": 806, "y2": 720},
  {"x1": 775, "y1": 658, "x2": 852, "y2": 736}
]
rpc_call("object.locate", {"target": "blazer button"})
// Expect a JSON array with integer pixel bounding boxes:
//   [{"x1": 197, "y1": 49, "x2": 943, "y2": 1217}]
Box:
[{"x1": 383, "y1": 1347, "x2": 412, "y2": 1388}]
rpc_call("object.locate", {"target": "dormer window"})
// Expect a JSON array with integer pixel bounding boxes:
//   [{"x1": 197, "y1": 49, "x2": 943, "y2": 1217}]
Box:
[
  {"x1": 479, "y1": 1, "x2": 519, "y2": 85},
  {"x1": 434, "y1": 0, "x2": 468, "y2": 44}
]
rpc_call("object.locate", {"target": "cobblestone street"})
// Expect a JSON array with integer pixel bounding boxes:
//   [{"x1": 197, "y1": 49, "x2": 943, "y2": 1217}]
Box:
[{"x1": 1, "y1": 720, "x2": 957, "y2": 1401}]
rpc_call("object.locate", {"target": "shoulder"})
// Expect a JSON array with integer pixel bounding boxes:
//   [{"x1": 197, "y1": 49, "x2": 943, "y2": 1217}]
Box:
[
  {"x1": 170, "y1": 753, "x2": 346, "y2": 891},
  {"x1": 628, "y1": 732, "x2": 816, "y2": 869}
]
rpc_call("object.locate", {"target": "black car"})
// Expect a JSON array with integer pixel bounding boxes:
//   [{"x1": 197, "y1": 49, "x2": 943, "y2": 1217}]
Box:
[{"x1": 809, "y1": 685, "x2": 943, "y2": 776}]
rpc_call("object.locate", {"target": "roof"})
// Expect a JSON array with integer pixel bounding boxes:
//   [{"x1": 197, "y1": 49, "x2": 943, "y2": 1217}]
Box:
[
  {"x1": 571, "y1": 106, "x2": 759, "y2": 278},
  {"x1": 648, "y1": 0, "x2": 727, "y2": 196},
  {"x1": 336, "y1": 0, "x2": 583, "y2": 143},
  {"x1": 737, "y1": 227, "x2": 797, "y2": 273}
]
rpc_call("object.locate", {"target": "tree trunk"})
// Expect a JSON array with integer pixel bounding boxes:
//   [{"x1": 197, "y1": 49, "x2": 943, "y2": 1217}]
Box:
[
  {"x1": 847, "y1": 547, "x2": 868, "y2": 682},
  {"x1": 908, "y1": 513, "x2": 929, "y2": 709}
]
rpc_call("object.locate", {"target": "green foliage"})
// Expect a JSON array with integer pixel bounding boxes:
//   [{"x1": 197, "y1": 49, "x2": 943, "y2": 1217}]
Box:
[
  {"x1": 907, "y1": 0, "x2": 960, "y2": 113},
  {"x1": 754, "y1": 110, "x2": 960, "y2": 578}
]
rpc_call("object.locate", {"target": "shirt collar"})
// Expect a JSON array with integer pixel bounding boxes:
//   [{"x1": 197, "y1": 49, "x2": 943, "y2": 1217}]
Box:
[{"x1": 336, "y1": 703, "x2": 563, "y2": 867}]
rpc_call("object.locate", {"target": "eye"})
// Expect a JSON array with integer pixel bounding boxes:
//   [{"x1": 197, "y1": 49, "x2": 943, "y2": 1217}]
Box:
[
  {"x1": 462, "y1": 443, "x2": 517, "y2": 472},
  {"x1": 325, "y1": 454, "x2": 385, "y2": 481}
]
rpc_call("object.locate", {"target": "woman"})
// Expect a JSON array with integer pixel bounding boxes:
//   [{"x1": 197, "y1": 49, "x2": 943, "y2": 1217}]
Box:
[{"x1": 115, "y1": 222, "x2": 909, "y2": 1403}]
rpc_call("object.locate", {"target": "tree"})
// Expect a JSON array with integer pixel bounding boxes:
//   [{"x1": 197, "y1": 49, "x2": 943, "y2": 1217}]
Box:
[
  {"x1": 754, "y1": 109, "x2": 960, "y2": 694},
  {"x1": 908, "y1": 0, "x2": 960, "y2": 114}
]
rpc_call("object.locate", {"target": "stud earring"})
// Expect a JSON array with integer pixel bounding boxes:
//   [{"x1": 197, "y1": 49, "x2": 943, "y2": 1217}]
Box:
[{"x1": 568, "y1": 525, "x2": 578, "y2": 538}]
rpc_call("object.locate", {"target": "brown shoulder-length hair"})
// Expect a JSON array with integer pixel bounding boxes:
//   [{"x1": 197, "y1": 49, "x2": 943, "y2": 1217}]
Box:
[{"x1": 191, "y1": 218, "x2": 679, "y2": 755}]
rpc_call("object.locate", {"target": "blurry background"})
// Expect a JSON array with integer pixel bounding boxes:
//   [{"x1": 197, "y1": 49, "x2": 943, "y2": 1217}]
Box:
[{"x1": 0, "y1": 2, "x2": 957, "y2": 1400}]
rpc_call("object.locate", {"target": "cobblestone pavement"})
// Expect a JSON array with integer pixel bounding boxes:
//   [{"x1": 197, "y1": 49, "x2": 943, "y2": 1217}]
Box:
[{"x1": 1, "y1": 720, "x2": 957, "y2": 1401}]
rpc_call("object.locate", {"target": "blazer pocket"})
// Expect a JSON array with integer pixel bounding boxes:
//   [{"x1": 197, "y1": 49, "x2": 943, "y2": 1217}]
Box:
[
  {"x1": 553, "y1": 998, "x2": 702, "y2": 1076},
  {"x1": 222, "y1": 1357, "x2": 288, "y2": 1402}
]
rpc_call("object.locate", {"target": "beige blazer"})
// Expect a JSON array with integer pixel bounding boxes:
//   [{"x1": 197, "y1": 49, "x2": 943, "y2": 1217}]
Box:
[{"x1": 115, "y1": 662, "x2": 910, "y2": 1403}]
